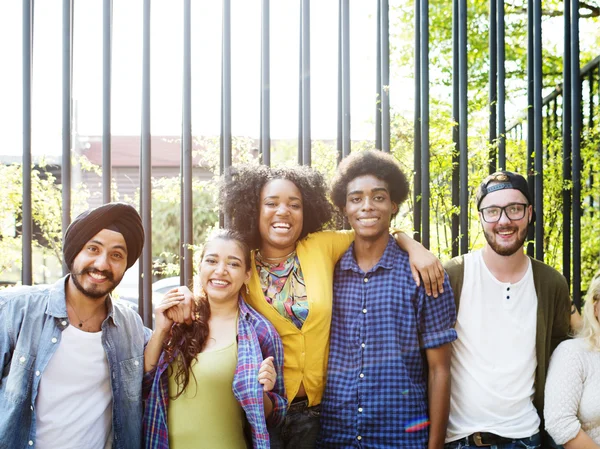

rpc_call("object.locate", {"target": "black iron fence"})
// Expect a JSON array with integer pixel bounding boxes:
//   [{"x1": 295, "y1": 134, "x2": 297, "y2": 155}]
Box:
[{"x1": 17, "y1": 0, "x2": 597, "y2": 326}]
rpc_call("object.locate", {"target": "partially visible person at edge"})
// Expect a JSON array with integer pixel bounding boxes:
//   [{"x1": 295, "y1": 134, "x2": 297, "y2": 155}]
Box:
[
  {"x1": 544, "y1": 274, "x2": 600, "y2": 448},
  {"x1": 316, "y1": 150, "x2": 457, "y2": 449},
  {"x1": 205, "y1": 163, "x2": 446, "y2": 449},
  {"x1": 443, "y1": 171, "x2": 571, "y2": 449},
  {"x1": 143, "y1": 229, "x2": 287, "y2": 449},
  {"x1": 0, "y1": 202, "x2": 149, "y2": 449}
]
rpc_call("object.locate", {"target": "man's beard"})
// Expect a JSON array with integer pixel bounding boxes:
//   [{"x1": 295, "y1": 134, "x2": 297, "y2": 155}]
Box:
[
  {"x1": 71, "y1": 268, "x2": 121, "y2": 299},
  {"x1": 484, "y1": 224, "x2": 528, "y2": 256}
]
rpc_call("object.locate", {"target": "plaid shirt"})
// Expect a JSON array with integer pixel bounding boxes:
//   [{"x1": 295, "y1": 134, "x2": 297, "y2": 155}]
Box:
[
  {"x1": 318, "y1": 236, "x2": 457, "y2": 448},
  {"x1": 143, "y1": 298, "x2": 287, "y2": 449}
]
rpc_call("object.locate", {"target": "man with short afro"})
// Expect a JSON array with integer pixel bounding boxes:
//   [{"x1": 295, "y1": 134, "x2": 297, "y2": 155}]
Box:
[{"x1": 317, "y1": 150, "x2": 457, "y2": 449}]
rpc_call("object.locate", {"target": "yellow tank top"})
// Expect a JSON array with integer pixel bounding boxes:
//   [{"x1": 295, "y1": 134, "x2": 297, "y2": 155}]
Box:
[{"x1": 167, "y1": 341, "x2": 246, "y2": 449}]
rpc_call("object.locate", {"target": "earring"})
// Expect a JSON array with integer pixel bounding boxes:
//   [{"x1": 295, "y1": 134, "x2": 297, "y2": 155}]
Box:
[{"x1": 245, "y1": 283, "x2": 250, "y2": 295}]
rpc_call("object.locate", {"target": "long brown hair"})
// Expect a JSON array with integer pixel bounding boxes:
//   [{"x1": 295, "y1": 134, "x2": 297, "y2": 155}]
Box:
[{"x1": 163, "y1": 229, "x2": 251, "y2": 399}]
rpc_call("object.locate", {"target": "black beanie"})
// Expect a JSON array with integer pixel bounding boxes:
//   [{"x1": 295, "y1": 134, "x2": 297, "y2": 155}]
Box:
[{"x1": 63, "y1": 202, "x2": 145, "y2": 270}]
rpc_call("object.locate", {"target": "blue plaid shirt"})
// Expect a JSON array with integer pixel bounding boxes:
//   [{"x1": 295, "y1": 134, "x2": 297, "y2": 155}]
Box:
[
  {"x1": 143, "y1": 298, "x2": 287, "y2": 449},
  {"x1": 318, "y1": 236, "x2": 457, "y2": 448}
]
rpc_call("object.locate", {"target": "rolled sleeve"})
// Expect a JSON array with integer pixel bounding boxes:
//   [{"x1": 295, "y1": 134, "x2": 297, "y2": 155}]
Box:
[{"x1": 418, "y1": 274, "x2": 457, "y2": 349}]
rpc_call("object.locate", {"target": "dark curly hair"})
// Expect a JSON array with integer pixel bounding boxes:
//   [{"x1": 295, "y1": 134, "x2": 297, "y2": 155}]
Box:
[
  {"x1": 220, "y1": 164, "x2": 335, "y2": 249},
  {"x1": 330, "y1": 150, "x2": 409, "y2": 218},
  {"x1": 163, "y1": 229, "x2": 251, "y2": 399}
]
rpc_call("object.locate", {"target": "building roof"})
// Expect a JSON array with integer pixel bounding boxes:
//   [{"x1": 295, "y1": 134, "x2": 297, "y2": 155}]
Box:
[{"x1": 80, "y1": 135, "x2": 205, "y2": 168}]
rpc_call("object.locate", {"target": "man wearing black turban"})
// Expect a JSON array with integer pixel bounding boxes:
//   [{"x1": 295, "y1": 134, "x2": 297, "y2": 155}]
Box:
[{"x1": 0, "y1": 202, "x2": 151, "y2": 449}]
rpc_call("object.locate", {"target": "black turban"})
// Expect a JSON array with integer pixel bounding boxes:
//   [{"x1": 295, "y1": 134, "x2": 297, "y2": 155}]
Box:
[{"x1": 63, "y1": 202, "x2": 145, "y2": 270}]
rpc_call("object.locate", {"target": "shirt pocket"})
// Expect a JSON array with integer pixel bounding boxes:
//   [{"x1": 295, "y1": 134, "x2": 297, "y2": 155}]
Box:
[
  {"x1": 119, "y1": 355, "x2": 143, "y2": 402},
  {"x1": 4, "y1": 350, "x2": 36, "y2": 404}
]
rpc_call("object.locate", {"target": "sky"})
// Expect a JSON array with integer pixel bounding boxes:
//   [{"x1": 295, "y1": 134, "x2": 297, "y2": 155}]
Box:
[{"x1": 0, "y1": 0, "x2": 411, "y2": 158}]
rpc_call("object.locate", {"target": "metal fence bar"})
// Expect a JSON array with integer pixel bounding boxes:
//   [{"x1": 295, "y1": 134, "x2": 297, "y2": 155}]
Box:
[
  {"x1": 222, "y1": 0, "x2": 232, "y2": 173},
  {"x1": 458, "y1": 0, "x2": 469, "y2": 254},
  {"x1": 298, "y1": 2, "x2": 303, "y2": 166},
  {"x1": 451, "y1": 0, "x2": 460, "y2": 257},
  {"x1": 182, "y1": 0, "x2": 193, "y2": 286},
  {"x1": 261, "y1": 0, "x2": 271, "y2": 166},
  {"x1": 413, "y1": 0, "x2": 421, "y2": 240},
  {"x1": 61, "y1": 0, "x2": 73, "y2": 276},
  {"x1": 497, "y1": 0, "x2": 506, "y2": 170},
  {"x1": 571, "y1": 0, "x2": 582, "y2": 307},
  {"x1": 301, "y1": 0, "x2": 311, "y2": 166},
  {"x1": 489, "y1": 0, "x2": 497, "y2": 174},
  {"x1": 337, "y1": 0, "x2": 343, "y2": 163},
  {"x1": 341, "y1": 0, "x2": 350, "y2": 159},
  {"x1": 380, "y1": 0, "x2": 390, "y2": 153},
  {"x1": 139, "y1": 0, "x2": 152, "y2": 327},
  {"x1": 533, "y1": 0, "x2": 544, "y2": 261},
  {"x1": 562, "y1": 0, "x2": 571, "y2": 283},
  {"x1": 375, "y1": 0, "x2": 382, "y2": 151},
  {"x1": 420, "y1": 0, "x2": 430, "y2": 248},
  {"x1": 102, "y1": 0, "x2": 112, "y2": 204},
  {"x1": 22, "y1": 0, "x2": 33, "y2": 285},
  {"x1": 526, "y1": 0, "x2": 535, "y2": 258}
]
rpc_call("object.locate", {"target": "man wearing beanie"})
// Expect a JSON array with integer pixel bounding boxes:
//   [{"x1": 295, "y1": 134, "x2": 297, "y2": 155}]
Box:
[
  {"x1": 0, "y1": 202, "x2": 150, "y2": 449},
  {"x1": 443, "y1": 171, "x2": 570, "y2": 449}
]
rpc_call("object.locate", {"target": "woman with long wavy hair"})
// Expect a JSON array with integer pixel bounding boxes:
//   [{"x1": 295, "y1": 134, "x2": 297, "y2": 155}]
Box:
[
  {"x1": 142, "y1": 229, "x2": 287, "y2": 449},
  {"x1": 545, "y1": 275, "x2": 600, "y2": 448}
]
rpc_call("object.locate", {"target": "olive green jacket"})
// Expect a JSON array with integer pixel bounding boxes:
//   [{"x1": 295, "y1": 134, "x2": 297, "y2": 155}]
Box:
[{"x1": 444, "y1": 254, "x2": 571, "y2": 429}]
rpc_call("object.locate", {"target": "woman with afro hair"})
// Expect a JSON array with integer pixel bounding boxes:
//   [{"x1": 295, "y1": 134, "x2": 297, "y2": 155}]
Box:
[{"x1": 215, "y1": 162, "x2": 444, "y2": 449}]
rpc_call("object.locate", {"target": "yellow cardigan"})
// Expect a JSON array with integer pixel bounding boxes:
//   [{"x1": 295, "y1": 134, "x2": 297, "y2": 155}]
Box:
[{"x1": 244, "y1": 230, "x2": 354, "y2": 406}]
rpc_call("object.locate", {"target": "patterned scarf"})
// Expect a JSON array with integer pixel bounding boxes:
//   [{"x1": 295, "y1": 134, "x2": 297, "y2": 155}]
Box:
[{"x1": 255, "y1": 252, "x2": 309, "y2": 329}]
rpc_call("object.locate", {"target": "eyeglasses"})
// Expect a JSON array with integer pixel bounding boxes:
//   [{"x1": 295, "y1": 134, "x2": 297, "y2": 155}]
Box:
[{"x1": 479, "y1": 203, "x2": 528, "y2": 223}]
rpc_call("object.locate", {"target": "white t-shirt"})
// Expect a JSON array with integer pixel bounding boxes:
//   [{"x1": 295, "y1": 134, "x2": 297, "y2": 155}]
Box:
[
  {"x1": 35, "y1": 324, "x2": 112, "y2": 449},
  {"x1": 446, "y1": 250, "x2": 540, "y2": 442}
]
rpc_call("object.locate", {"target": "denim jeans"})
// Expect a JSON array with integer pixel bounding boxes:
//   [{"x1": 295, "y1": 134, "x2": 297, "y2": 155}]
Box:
[
  {"x1": 444, "y1": 432, "x2": 541, "y2": 449},
  {"x1": 269, "y1": 403, "x2": 321, "y2": 449}
]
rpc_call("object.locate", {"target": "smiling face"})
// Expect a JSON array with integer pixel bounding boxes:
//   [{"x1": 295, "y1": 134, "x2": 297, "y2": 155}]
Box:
[
  {"x1": 69, "y1": 229, "x2": 128, "y2": 300},
  {"x1": 479, "y1": 187, "x2": 532, "y2": 256},
  {"x1": 200, "y1": 238, "x2": 251, "y2": 304},
  {"x1": 344, "y1": 175, "x2": 398, "y2": 243},
  {"x1": 258, "y1": 178, "x2": 304, "y2": 258}
]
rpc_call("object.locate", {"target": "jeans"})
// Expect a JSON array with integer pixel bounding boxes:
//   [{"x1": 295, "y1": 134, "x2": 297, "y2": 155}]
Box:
[
  {"x1": 269, "y1": 403, "x2": 321, "y2": 449},
  {"x1": 444, "y1": 432, "x2": 541, "y2": 449}
]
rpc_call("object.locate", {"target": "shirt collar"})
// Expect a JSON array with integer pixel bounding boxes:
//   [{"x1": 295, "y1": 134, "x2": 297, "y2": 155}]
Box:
[
  {"x1": 238, "y1": 295, "x2": 252, "y2": 320},
  {"x1": 339, "y1": 234, "x2": 398, "y2": 273},
  {"x1": 46, "y1": 275, "x2": 118, "y2": 326}
]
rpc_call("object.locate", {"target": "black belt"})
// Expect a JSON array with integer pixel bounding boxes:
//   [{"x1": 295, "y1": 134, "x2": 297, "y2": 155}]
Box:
[
  {"x1": 288, "y1": 397, "x2": 309, "y2": 413},
  {"x1": 466, "y1": 432, "x2": 514, "y2": 447}
]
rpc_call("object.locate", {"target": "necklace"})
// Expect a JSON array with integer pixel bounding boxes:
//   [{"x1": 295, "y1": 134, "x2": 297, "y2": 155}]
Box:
[
  {"x1": 67, "y1": 300, "x2": 103, "y2": 328},
  {"x1": 258, "y1": 250, "x2": 296, "y2": 263}
]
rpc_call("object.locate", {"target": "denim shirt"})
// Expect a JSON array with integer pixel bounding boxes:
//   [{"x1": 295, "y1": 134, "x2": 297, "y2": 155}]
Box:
[{"x1": 0, "y1": 276, "x2": 152, "y2": 449}]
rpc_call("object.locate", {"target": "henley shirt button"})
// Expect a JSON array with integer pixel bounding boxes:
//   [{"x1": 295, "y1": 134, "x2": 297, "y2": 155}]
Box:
[
  {"x1": 51, "y1": 337, "x2": 57, "y2": 344},
  {"x1": 362, "y1": 309, "x2": 367, "y2": 314},
  {"x1": 35, "y1": 371, "x2": 40, "y2": 377},
  {"x1": 358, "y1": 407, "x2": 363, "y2": 412},
  {"x1": 363, "y1": 278, "x2": 368, "y2": 283},
  {"x1": 19, "y1": 356, "x2": 26, "y2": 363},
  {"x1": 359, "y1": 373, "x2": 364, "y2": 378},
  {"x1": 357, "y1": 436, "x2": 362, "y2": 441}
]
